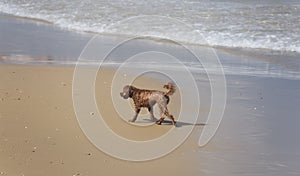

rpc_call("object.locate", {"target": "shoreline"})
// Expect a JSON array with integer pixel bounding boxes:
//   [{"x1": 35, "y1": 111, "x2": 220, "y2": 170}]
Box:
[{"x1": 1, "y1": 12, "x2": 300, "y2": 81}]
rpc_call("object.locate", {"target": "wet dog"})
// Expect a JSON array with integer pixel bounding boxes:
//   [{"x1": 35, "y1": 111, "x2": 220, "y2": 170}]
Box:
[{"x1": 120, "y1": 82, "x2": 176, "y2": 126}]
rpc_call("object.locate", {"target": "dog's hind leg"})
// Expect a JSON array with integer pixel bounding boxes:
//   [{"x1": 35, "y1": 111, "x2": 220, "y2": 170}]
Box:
[
  {"x1": 156, "y1": 117, "x2": 165, "y2": 125},
  {"x1": 129, "y1": 107, "x2": 140, "y2": 122},
  {"x1": 148, "y1": 106, "x2": 157, "y2": 121},
  {"x1": 164, "y1": 108, "x2": 176, "y2": 126},
  {"x1": 155, "y1": 105, "x2": 165, "y2": 125}
]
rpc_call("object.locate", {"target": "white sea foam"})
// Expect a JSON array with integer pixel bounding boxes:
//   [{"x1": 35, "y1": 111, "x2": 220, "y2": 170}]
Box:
[{"x1": 0, "y1": 0, "x2": 299, "y2": 53}]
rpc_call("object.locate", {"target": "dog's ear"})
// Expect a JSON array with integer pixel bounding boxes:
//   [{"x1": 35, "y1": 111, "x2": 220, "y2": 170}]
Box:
[{"x1": 127, "y1": 85, "x2": 133, "y2": 98}]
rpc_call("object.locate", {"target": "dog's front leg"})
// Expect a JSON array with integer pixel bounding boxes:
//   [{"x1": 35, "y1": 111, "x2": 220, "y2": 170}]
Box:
[{"x1": 129, "y1": 107, "x2": 140, "y2": 122}]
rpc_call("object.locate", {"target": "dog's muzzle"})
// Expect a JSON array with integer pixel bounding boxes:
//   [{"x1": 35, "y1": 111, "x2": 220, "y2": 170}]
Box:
[{"x1": 120, "y1": 92, "x2": 127, "y2": 99}]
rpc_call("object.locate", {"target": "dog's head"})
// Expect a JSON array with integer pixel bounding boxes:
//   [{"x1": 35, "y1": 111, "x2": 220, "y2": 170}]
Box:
[{"x1": 120, "y1": 85, "x2": 132, "y2": 99}]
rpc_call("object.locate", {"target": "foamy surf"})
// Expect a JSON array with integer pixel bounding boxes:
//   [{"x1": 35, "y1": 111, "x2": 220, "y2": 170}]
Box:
[{"x1": 0, "y1": 0, "x2": 299, "y2": 53}]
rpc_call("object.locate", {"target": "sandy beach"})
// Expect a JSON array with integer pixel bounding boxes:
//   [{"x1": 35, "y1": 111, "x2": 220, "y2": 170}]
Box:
[
  {"x1": 1, "y1": 14, "x2": 300, "y2": 176},
  {"x1": 0, "y1": 64, "x2": 191, "y2": 176}
]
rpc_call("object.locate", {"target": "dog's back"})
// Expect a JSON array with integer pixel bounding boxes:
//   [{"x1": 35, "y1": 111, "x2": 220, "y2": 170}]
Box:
[
  {"x1": 130, "y1": 82, "x2": 175, "y2": 107},
  {"x1": 131, "y1": 87, "x2": 154, "y2": 107}
]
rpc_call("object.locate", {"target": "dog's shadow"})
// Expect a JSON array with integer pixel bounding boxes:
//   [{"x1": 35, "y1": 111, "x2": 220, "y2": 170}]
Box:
[
  {"x1": 165, "y1": 120, "x2": 206, "y2": 127},
  {"x1": 140, "y1": 119, "x2": 206, "y2": 127},
  {"x1": 142, "y1": 119, "x2": 205, "y2": 127}
]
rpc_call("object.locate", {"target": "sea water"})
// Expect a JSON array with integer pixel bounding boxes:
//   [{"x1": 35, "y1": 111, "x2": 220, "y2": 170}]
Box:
[{"x1": 0, "y1": 0, "x2": 299, "y2": 53}]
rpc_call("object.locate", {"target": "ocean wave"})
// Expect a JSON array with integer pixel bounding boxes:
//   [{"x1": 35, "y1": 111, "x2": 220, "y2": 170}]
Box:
[{"x1": 0, "y1": 0, "x2": 299, "y2": 53}]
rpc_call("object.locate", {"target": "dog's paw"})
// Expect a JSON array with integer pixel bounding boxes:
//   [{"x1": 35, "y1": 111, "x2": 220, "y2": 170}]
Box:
[
  {"x1": 172, "y1": 121, "x2": 177, "y2": 127},
  {"x1": 155, "y1": 120, "x2": 162, "y2": 125}
]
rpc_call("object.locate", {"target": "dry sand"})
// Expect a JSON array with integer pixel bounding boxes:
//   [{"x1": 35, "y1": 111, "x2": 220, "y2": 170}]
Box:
[{"x1": 0, "y1": 64, "x2": 200, "y2": 176}]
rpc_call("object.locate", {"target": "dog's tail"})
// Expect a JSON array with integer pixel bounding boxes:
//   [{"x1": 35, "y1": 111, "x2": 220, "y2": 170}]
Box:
[{"x1": 163, "y1": 82, "x2": 176, "y2": 96}]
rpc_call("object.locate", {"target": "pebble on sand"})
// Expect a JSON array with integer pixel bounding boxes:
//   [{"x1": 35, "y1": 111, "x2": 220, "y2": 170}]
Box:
[{"x1": 61, "y1": 82, "x2": 67, "y2": 86}]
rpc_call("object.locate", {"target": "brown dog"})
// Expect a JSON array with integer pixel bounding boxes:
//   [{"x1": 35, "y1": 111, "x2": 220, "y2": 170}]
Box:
[{"x1": 120, "y1": 82, "x2": 176, "y2": 126}]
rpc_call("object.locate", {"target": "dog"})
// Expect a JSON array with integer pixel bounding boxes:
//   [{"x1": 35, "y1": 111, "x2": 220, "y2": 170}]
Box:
[{"x1": 120, "y1": 82, "x2": 176, "y2": 126}]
